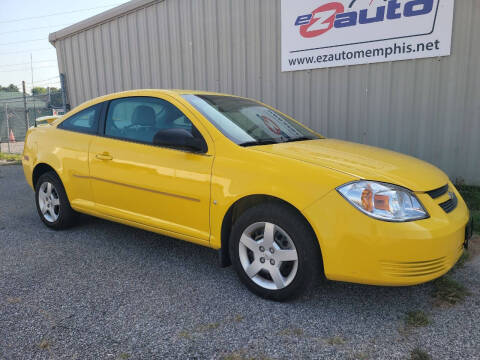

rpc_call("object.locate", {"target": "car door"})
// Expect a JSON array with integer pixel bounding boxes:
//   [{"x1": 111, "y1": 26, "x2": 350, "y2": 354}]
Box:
[{"x1": 88, "y1": 95, "x2": 214, "y2": 244}]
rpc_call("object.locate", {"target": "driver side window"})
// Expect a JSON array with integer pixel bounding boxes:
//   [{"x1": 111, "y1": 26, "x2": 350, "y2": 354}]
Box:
[{"x1": 105, "y1": 97, "x2": 200, "y2": 148}]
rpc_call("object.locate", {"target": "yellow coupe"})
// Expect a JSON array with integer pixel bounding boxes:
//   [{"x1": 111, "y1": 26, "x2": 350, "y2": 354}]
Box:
[{"x1": 22, "y1": 90, "x2": 473, "y2": 300}]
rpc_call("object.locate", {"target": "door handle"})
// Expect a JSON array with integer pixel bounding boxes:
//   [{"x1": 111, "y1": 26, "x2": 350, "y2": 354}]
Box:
[{"x1": 96, "y1": 152, "x2": 113, "y2": 161}]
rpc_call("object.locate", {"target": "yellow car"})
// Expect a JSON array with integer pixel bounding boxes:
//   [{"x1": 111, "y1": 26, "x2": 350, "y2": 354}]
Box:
[{"x1": 22, "y1": 90, "x2": 473, "y2": 300}]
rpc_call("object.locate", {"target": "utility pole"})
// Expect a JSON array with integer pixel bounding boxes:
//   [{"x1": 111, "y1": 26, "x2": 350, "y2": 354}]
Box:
[
  {"x1": 22, "y1": 81, "x2": 29, "y2": 130},
  {"x1": 5, "y1": 103, "x2": 11, "y2": 153},
  {"x1": 30, "y1": 54, "x2": 34, "y2": 90},
  {"x1": 60, "y1": 73, "x2": 68, "y2": 113},
  {"x1": 31, "y1": 53, "x2": 37, "y2": 124}
]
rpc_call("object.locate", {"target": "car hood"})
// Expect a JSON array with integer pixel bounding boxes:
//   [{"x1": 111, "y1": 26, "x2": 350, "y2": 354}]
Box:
[{"x1": 252, "y1": 139, "x2": 448, "y2": 191}]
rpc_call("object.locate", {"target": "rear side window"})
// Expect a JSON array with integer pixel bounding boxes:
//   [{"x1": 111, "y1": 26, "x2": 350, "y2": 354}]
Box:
[{"x1": 58, "y1": 104, "x2": 101, "y2": 134}]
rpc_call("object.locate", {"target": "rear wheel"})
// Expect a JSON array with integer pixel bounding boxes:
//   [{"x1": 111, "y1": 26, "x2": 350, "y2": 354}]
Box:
[
  {"x1": 35, "y1": 172, "x2": 76, "y2": 229},
  {"x1": 229, "y1": 203, "x2": 320, "y2": 301}
]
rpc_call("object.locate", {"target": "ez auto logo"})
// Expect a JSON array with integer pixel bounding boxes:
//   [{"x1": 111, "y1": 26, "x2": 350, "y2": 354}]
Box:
[{"x1": 295, "y1": 0, "x2": 435, "y2": 38}]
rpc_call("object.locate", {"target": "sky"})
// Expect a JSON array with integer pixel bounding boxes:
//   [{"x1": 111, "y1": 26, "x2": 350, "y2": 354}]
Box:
[{"x1": 0, "y1": 0, "x2": 130, "y2": 93}]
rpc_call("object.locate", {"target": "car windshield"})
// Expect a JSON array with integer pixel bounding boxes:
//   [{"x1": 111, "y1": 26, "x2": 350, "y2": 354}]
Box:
[{"x1": 182, "y1": 94, "x2": 321, "y2": 146}]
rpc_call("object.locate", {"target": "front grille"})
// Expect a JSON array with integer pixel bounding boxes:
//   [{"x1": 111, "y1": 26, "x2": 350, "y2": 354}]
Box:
[
  {"x1": 381, "y1": 257, "x2": 447, "y2": 278},
  {"x1": 426, "y1": 184, "x2": 449, "y2": 199},
  {"x1": 439, "y1": 192, "x2": 458, "y2": 213},
  {"x1": 425, "y1": 184, "x2": 458, "y2": 214}
]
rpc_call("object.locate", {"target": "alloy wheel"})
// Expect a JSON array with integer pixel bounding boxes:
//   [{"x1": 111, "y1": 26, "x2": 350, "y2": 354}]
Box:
[
  {"x1": 238, "y1": 222, "x2": 299, "y2": 290},
  {"x1": 38, "y1": 181, "x2": 60, "y2": 223}
]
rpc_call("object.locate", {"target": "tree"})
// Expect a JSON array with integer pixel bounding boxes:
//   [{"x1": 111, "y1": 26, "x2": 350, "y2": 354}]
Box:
[
  {"x1": 48, "y1": 87, "x2": 63, "y2": 108},
  {"x1": 32, "y1": 87, "x2": 47, "y2": 95},
  {"x1": 29, "y1": 86, "x2": 63, "y2": 108},
  {"x1": 0, "y1": 84, "x2": 19, "y2": 92}
]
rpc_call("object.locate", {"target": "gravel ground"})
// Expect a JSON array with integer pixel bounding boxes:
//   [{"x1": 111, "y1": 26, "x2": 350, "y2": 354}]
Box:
[{"x1": 1, "y1": 164, "x2": 479, "y2": 360}]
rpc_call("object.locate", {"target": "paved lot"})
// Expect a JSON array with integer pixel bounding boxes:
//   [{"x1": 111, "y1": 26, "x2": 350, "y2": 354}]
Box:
[{"x1": 1, "y1": 165, "x2": 479, "y2": 360}]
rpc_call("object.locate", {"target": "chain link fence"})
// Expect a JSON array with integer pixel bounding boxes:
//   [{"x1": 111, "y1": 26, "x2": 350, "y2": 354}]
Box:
[{"x1": 0, "y1": 90, "x2": 64, "y2": 153}]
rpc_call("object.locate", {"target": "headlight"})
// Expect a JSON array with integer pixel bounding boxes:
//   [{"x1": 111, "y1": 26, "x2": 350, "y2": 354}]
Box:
[{"x1": 337, "y1": 181, "x2": 429, "y2": 222}]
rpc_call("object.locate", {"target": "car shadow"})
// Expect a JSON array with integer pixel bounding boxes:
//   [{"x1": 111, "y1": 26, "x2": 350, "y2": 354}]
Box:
[{"x1": 73, "y1": 213, "x2": 435, "y2": 312}]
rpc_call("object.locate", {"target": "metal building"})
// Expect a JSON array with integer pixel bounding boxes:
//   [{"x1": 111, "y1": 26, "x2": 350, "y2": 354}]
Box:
[{"x1": 49, "y1": 0, "x2": 480, "y2": 185}]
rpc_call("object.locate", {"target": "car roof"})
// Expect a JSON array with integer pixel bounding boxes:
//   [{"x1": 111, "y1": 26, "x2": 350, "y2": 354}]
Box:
[
  {"x1": 57, "y1": 89, "x2": 247, "y2": 123},
  {"x1": 100, "y1": 89, "x2": 238, "y2": 98},
  {"x1": 69, "y1": 89, "x2": 243, "y2": 113}
]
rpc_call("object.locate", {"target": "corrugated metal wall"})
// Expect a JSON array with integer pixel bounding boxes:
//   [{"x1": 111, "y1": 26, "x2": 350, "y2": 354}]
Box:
[{"x1": 53, "y1": 0, "x2": 480, "y2": 185}]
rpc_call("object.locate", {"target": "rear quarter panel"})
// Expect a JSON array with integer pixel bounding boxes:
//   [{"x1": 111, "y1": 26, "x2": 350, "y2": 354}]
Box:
[
  {"x1": 22, "y1": 125, "x2": 95, "y2": 207},
  {"x1": 22, "y1": 127, "x2": 37, "y2": 189}
]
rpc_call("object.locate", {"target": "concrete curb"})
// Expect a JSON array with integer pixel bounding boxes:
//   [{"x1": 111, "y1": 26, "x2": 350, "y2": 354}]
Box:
[{"x1": 0, "y1": 161, "x2": 21, "y2": 166}]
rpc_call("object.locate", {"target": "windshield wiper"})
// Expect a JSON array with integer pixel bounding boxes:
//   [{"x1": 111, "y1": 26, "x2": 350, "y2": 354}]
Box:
[
  {"x1": 284, "y1": 137, "x2": 315, "y2": 143},
  {"x1": 239, "y1": 140, "x2": 278, "y2": 147}
]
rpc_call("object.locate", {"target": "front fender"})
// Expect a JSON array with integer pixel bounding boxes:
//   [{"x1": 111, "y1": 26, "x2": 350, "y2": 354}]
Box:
[{"x1": 209, "y1": 151, "x2": 356, "y2": 249}]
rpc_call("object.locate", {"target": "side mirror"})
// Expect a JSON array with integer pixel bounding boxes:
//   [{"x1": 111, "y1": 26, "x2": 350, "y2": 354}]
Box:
[{"x1": 153, "y1": 128, "x2": 206, "y2": 153}]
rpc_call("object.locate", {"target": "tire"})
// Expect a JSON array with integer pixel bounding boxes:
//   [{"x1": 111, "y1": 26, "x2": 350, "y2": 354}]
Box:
[
  {"x1": 229, "y1": 202, "x2": 321, "y2": 301},
  {"x1": 35, "y1": 171, "x2": 76, "y2": 230}
]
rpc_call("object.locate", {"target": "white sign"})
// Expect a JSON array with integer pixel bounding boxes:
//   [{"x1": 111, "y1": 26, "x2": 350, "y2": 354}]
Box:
[{"x1": 281, "y1": 0, "x2": 455, "y2": 71}]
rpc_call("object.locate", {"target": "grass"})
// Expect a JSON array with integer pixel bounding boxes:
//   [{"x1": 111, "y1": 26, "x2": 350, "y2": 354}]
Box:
[
  {"x1": 326, "y1": 336, "x2": 346, "y2": 345},
  {"x1": 455, "y1": 250, "x2": 470, "y2": 269},
  {"x1": 278, "y1": 327, "x2": 304, "y2": 337},
  {"x1": 178, "y1": 315, "x2": 245, "y2": 340},
  {"x1": 178, "y1": 321, "x2": 222, "y2": 339},
  {"x1": 405, "y1": 310, "x2": 430, "y2": 328},
  {"x1": 233, "y1": 314, "x2": 244, "y2": 322},
  {"x1": 6, "y1": 297, "x2": 21, "y2": 304},
  {"x1": 350, "y1": 352, "x2": 369, "y2": 360},
  {"x1": 432, "y1": 275, "x2": 470, "y2": 306},
  {"x1": 222, "y1": 353, "x2": 248, "y2": 360},
  {"x1": 410, "y1": 347, "x2": 431, "y2": 360},
  {"x1": 457, "y1": 185, "x2": 480, "y2": 235},
  {"x1": 38, "y1": 339, "x2": 51, "y2": 350},
  {"x1": 221, "y1": 350, "x2": 272, "y2": 360},
  {"x1": 0, "y1": 152, "x2": 22, "y2": 163},
  {"x1": 197, "y1": 322, "x2": 220, "y2": 332},
  {"x1": 178, "y1": 330, "x2": 192, "y2": 340}
]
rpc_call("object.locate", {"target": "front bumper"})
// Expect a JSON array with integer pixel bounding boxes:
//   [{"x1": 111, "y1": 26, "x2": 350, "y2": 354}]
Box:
[{"x1": 304, "y1": 183, "x2": 470, "y2": 286}]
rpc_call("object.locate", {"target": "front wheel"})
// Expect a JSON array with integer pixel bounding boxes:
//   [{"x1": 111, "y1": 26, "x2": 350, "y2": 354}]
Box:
[{"x1": 229, "y1": 203, "x2": 321, "y2": 301}]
